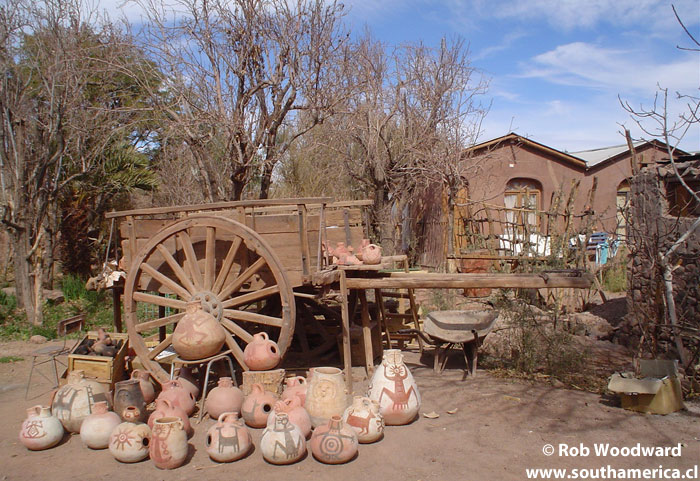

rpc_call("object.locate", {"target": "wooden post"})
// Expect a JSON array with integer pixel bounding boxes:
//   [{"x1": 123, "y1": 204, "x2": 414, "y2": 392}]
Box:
[
  {"x1": 297, "y1": 204, "x2": 310, "y2": 282},
  {"x1": 339, "y1": 270, "x2": 353, "y2": 394},
  {"x1": 358, "y1": 289, "x2": 374, "y2": 376},
  {"x1": 112, "y1": 286, "x2": 122, "y2": 333}
]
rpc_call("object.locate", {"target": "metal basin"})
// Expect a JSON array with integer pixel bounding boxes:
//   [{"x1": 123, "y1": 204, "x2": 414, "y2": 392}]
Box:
[{"x1": 424, "y1": 310, "x2": 499, "y2": 344}]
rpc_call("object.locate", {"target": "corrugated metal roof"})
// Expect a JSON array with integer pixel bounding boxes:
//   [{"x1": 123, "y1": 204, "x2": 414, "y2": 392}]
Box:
[{"x1": 570, "y1": 142, "x2": 646, "y2": 168}]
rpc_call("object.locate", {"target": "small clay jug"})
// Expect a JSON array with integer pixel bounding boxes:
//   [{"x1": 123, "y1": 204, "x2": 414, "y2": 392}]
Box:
[
  {"x1": 150, "y1": 417, "x2": 188, "y2": 470},
  {"x1": 368, "y1": 349, "x2": 421, "y2": 425},
  {"x1": 260, "y1": 412, "x2": 306, "y2": 465},
  {"x1": 206, "y1": 412, "x2": 253, "y2": 463},
  {"x1": 205, "y1": 377, "x2": 244, "y2": 419},
  {"x1": 243, "y1": 332, "x2": 281, "y2": 370},
  {"x1": 342, "y1": 396, "x2": 384, "y2": 443},
  {"x1": 172, "y1": 300, "x2": 226, "y2": 360},
  {"x1": 310, "y1": 415, "x2": 358, "y2": 464},
  {"x1": 240, "y1": 383, "x2": 278, "y2": 428},
  {"x1": 148, "y1": 398, "x2": 192, "y2": 437},
  {"x1": 157, "y1": 379, "x2": 196, "y2": 415},
  {"x1": 114, "y1": 379, "x2": 147, "y2": 423},
  {"x1": 131, "y1": 369, "x2": 156, "y2": 404},
  {"x1": 80, "y1": 401, "x2": 121, "y2": 449},
  {"x1": 268, "y1": 396, "x2": 312, "y2": 439},
  {"x1": 109, "y1": 422, "x2": 151, "y2": 463},
  {"x1": 281, "y1": 375, "x2": 307, "y2": 405},
  {"x1": 305, "y1": 367, "x2": 348, "y2": 428},
  {"x1": 19, "y1": 405, "x2": 64, "y2": 451},
  {"x1": 51, "y1": 370, "x2": 111, "y2": 433}
]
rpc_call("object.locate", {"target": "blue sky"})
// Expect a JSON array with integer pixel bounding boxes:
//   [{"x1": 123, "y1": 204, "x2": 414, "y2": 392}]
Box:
[{"x1": 104, "y1": 0, "x2": 700, "y2": 152}]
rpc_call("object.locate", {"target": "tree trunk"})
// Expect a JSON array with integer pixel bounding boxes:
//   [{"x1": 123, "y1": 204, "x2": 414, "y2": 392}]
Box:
[
  {"x1": 12, "y1": 229, "x2": 42, "y2": 325},
  {"x1": 446, "y1": 186, "x2": 457, "y2": 273},
  {"x1": 259, "y1": 162, "x2": 274, "y2": 200}
]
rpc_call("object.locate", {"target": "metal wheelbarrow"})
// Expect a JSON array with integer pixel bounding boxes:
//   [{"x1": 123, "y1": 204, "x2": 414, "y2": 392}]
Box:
[{"x1": 399, "y1": 310, "x2": 498, "y2": 377}]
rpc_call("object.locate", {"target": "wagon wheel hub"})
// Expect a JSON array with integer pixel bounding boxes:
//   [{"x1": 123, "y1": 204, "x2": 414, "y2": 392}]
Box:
[{"x1": 191, "y1": 290, "x2": 223, "y2": 322}]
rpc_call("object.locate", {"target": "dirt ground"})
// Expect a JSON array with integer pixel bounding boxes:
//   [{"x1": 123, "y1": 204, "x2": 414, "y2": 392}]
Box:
[{"x1": 1, "y1": 340, "x2": 698, "y2": 481}]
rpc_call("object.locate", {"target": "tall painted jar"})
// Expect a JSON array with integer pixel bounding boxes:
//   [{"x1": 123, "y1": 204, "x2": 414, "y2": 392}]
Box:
[
  {"x1": 51, "y1": 370, "x2": 111, "y2": 433},
  {"x1": 367, "y1": 349, "x2": 421, "y2": 425},
  {"x1": 172, "y1": 300, "x2": 226, "y2": 360},
  {"x1": 206, "y1": 412, "x2": 252, "y2": 463},
  {"x1": 109, "y1": 422, "x2": 151, "y2": 463},
  {"x1": 19, "y1": 405, "x2": 64, "y2": 451},
  {"x1": 342, "y1": 396, "x2": 384, "y2": 443},
  {"x1": 305, "y1": 367, "x2": 348, "y2": 428},
  {"x1": 80, "y1": 401, "x2": 121, "y2": 449},
  {"x1": 309, "y1": 415, "x2": 358, "y2": 464},
  {"x1": 150, "y1": 417, "x2": 188, "y2": 469},
  {"x1": 260, "y1": 412, "x2": 306, "y2": 465}
]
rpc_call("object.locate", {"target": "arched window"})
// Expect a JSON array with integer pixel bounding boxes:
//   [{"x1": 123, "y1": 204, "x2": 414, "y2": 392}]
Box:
[
  {"x1": 616, "y1": 180, "x2": 630, "y2": 240},
  {"x1": 504, "y1": 178, "x2": 542, "y2": 233}
]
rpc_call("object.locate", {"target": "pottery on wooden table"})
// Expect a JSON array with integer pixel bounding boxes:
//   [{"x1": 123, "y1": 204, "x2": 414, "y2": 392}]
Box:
[
  {"x1": 172, "y1": 299, "x2": 226, "y2": 360},
  {"x1": 243, "y1": 332, "x2": 281, "y2": 371},
  {"x1": 260, "y1": 412, "x2": 306, "y2": 465},
  {"x1": 109, "y1": 422, "x2": 151, "y2": 463},
  {"x1": 310, "y1": 415, "x2": 358, "y2": 464},
  {"x1": 305, "y1": 367, "x2": 348, "y2": 428},
  {"x1": 368, "y1": 349, "x2": 421, "y2": 425},
  {"x1": 51, "y1": 370, "x2": 111, "y2": 433},
  {"x1": 206, "y1": 412, "x2": 252, "y2": 463},
  {"x1": 240, "y1": 383, "x2": 278, "y2": 428},
  {"x1": 361, "y1": 241, "x2": 382, "y2": 265},
  {"x1": 205, "y1": 377, "x2": 244, "y2": 419},
  {"x1": 19, "y1": 405, "x2": 64, "y2": 451},
  {"x1": 80, "y1": 401, "x2": 121, "y2": 449},
  {"x1": 342, "y1": 396, "x2": 384, "y2": 443},
  {"x1": 150, "y1": 416, "x2": 188, "y2": 470}
]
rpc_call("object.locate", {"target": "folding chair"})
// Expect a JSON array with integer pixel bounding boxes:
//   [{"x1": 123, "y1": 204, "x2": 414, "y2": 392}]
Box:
[{"x1": 25, "y1": 314, "x2": 86, "y2": 400}]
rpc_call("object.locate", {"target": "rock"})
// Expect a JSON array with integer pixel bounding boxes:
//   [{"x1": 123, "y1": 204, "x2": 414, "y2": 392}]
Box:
[
  {"x1": 568, "y1": 312, "x2": 613, "y2": 340},
  {"x1": 30, "y1": 335, "x2": 47, "y2": 344},
  {"x1": 551, "y1": 379, "x2": 565, "y2": 389}
]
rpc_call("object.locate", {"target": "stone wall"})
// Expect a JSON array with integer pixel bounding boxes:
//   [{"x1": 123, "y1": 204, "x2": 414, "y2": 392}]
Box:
[{"x1": 622, "y1": 166, "x2": 700, "y2": 358}]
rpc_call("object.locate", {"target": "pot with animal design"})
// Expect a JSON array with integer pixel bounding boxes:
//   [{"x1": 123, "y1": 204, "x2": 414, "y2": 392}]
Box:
[
  {"x1": 205, "y1": 377, "x2": 244, "y2": 419},
  {"x1": 51, "y1": 369, "x2": 111, "y2": 433},
  {"x1": 109, "y1": 422, "x2": 151, "y2": 463},
  {"x1": 310, "y1": 415, "x2": 358, "y2": 464},
  {"x1": 342, "y1": 396, "x2": 384, "y2": 443},
  {"x1": 131, "y1": 369, "x2": 156, "y2": 404},
  {"x1": 267, "y1": 396, "x2": 312, "y2": 439},
  {"x1": 114, "y1": 379, "x2": 147, "y2": 423},
  {"x1": 281, "y1": 375, "x2": 307, "y2": 405},
  {"x1": 304, "y1": 367, "x2": 348, "y2": 428},
  {"x1": 367, "y1": 349, "x2": 421, "y2": 425},
  {"x1": 150, "y1": 417, "x2": 188, "y2": 469},
  {"x1": 260, "y1": 412, "x2": 306, "y2": 465},
  {"x1": 19, "y1": 405, "x2": 64, "y2": 451},
  {"x1": 148, "y1": 398, "x2": 192, "y2": 437},
  {"x1": 172, "y1": 300, "x2": 226, "y2": 360},
  {"x1": 80, "y1": 401, "x2": 121, "y2": 449},
  {"x1": 157, "y1": 379, "x2": 196, "y2": 415},
  {"x1": 240, "y1": 383, "x2": 277, "y2": 428},
  {"x1": 206, "y1": 412, "x2": 252, "y2": 462},
  {"x1": 243, "y1": 332, "x2": 281, "y2": 370}
]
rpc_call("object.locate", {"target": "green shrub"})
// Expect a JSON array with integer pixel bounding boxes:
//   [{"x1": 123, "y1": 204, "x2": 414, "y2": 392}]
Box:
[{"x1": 60, "y1": 274, "x2": 87, "y2": 301}]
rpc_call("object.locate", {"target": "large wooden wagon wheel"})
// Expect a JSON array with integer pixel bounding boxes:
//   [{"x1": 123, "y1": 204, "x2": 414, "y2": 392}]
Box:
[{"x1": 123, "y1": 215, "x2": 295, "y2": 384}]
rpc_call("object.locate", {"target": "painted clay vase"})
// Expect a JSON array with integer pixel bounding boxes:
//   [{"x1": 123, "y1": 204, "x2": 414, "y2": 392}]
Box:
[
  {"x1": 51, "y1": 369, "x2": 111, "y2": 433},
  {"x1": 310, "y1": 415, "x2": 358, "y2": 464},
  {"x1": 131, "y1": 369, "x2": 156, "y2": 404},
  {"x1": 243, "y1": 332, "x2": 281, "y2": 370},
  {"x1": 122, "y1": 405, "x2": 145, "y2": 423},
  {"x1": 342, "y1": 396, "x2": 384, "y2": 443},
  {"x1": 240, "y1": 383, "x2": 278, "y2": 428},
  {"x1": 305, "y1": 367, "x2": 348, "y2": 428},
  {"x1": 148, "y1": 398, "x2": 192, "y2": 437},
  {"x1": 361, "y1": 242, "x2": 382, "y2": 265},
  {"x1": 109, "y1": 422, "x2": 151, "y2": 463},
  {"x1": 281, "y1": 375, "x2": 308, "y2": 405},
  {"x1": 260, "y1": 412, "x2": 306, "y2": 465},
  {"x1": 19, "y1": 405, "x2": 64, "y2": 451},
  {"x1": 368, "y1": 349, "x2": 421, "y2": 425},
  {"x1": 205, "y1": 377, "x2": 244, "y2": 419},
  {"x1": 172, "y1": 300, "x2": 226, "y2": 360},
  {"x1": 267, "y1": 396, "x2": 312, "y2": 439},
  {"x1": 175, "y1": 366, "x2": 200, "y2": 400},
  {"x1": 114, "y1": 379, "x2": 147, "y2": 423},
  {"x1": 80, "y1": 401, "x2": 121, "y2": 449},
  {"x1": 150, "y1": 417, "x2": 188, "y2": 470},
  {"x1": 206, "y1": 412, "x2": 253, "y2": 463},
  {"x1": 157, "y1": 379, "x2": 197, "y2": 415}
]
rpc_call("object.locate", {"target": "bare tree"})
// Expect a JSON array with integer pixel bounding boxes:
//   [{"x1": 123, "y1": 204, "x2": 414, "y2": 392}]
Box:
[{"x1": 134, "y1": 0, "x2": 349, "y2": 201}]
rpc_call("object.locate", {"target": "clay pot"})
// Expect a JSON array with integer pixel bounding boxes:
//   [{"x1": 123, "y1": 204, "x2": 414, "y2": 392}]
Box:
[
  {"x1": 172, "y1": 300, "x2": 226, "y2": 360},
  {"x1": 109, "y1": 422, "x2": 151, "y2": 463},
  {"x1": 150, "y1": 417, "x2": 189, "y2": 470},
  {"x1": 157, "y1": 379, "x2": 197, "y2": 416},
  {"x1": 368, "y1": 349, "x2": 421, "y2": 425},
  {"x1": 51, "y1": 370, "x2": 111, "y2": 433},
  {"x1": 80, "y1": 401, "x2": 121, "y2": 449},
  {"x1": 175, "y1": 366, "x2": 200, "y2": 399},
  {"x1": 243, "y1": 332, "x2": 281, "y2": 370},
  {"x1": 260, "y1": 412, "x2": 306, "y2": 465},
  {"x1": 281, "y1": 375, "x2": 308, "y2": 405},
  {"x1": 19, "y1": 405, "x2": 64, "y2": 451},
  {"x1": 240, "y1": 383, "x2": 277, "y2": 428},
  {"x1": 268, "y1": 396, "x2": 312, "y2": 439},
  {"x1": 131, "y1": 369, "x2": 156, "y2": 404},
  {"x1": 148, "y1": 398, "x2": 192, "y2": 437},
  {"x1": 361, "y1": 242, "x2": 382, "y2": 265},
  {"x1": 122, "y1": 405, "x2": 145, "y2": 423},
  {"x1": 310, "y1": 415, "x2": 358, "y2": 464},
  {"x1": 342, "y1": 396, "x2": 384, "y2": 443},
  {"x1": 205, "y1": 377, "x2": 244, "y2": 419},
  {"x1": 305, "y1": 367, "x2": 348, "y2": 428},
  {"x1": 206, "y1": 412, "x2": 253, "y2": 463},
  {"x1": 114, "y1": 379, "x2": 147, "y2": 423}
]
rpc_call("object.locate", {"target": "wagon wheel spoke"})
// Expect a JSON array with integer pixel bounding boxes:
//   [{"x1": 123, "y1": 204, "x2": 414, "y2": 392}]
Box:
[
  {"x1": 135, "y1": 312, "x2": 185, "y2": 333},
  {"x1": 220, "y1": 286, "x2": 281, "y2": 309},
  {"x1": 148, "y1": 334, "x2": 174, "y2": 360},
  {"x1": 155, "y1": 244, "x2": 197, "y2": 294},
  {"x1": 177, "y1": 231, "x2": 203, "y2": 290},
  {"x1": 140, "y1": 262, "x2": 191, "y2": 300},
  {"x1": 218, "y1": 256, "x2": 267, "y2": 299},
  {"x1": 221, "y1": 318, "x2": 254, "y2": 344},
  {"x1": 222, "y1": 328, "x2": 249, "y2": 371},
  {"x1": 204, "y1": 226, "x2": 216, "y2": 290},
  {"x1": 133, "y1": 292, "x2": 187, "y2": 311},
  {"x1": 212, "y1": 237, "x2": 242, "y2": 294},
  {"x1": 223, "y1": 309, "x2": 284, "y2": 328}
]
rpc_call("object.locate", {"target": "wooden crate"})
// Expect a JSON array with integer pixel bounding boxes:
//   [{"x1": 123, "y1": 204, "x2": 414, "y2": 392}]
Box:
[{"x1": 67, "y1": 331, "x2": 129, "y2": 391}]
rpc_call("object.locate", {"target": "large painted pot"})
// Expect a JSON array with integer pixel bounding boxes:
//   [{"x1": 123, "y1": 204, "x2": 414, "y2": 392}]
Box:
[
  {"x1": 109, "y1": 422, "x2": 151, "y2": 463},
  {"x1": 304, "y1": 367, "x2": 348, "y2": 428},
  {"x1": 367, "y1": 349, "x2": 421, "y2": 425},
  {"x1": 19, "y1": 405, "x2": 64, "y2": 451},
  {"x1": 51, "y1": 370, "x2": 111, "y2": 433},
  {"x1": 148, "y1": 398, "x2": 192, "y2": 437},
  {"x1": 267, "y1": 396, "x2": 312, "y2": 439},
  {"x1": 80, "y1": 401, "x2": 121, "y2": 449},
  {"x1": 310, "y1": 415, "x2": 358, "y2": 464},
  {"x1": 157, "y1": 379, "x2": 196, "y2": 416},
  {"x1": 172, "y1": 300, "x2": 226, "y2": 360},
  {"x1": 342, "y1": 396, "x2": 384, "y2": 443},
  {"x1": 150, "y1": 417, "x2": 188, "y2": 470},
  {"x1": 240, "y1": 383, "x2": 277, "y2": 428},
  {"x1": 206, "y1": 412, "x2": 252, "y2": 463},
  {"x1": 260, "y1": 412, "x2": 306, "y2": 465},
  {"x1": 205, "y1": 377, "x2": 244, "y2": 420}
]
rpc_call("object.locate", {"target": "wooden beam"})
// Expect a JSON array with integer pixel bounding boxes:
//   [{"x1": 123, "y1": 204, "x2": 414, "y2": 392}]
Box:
[{"x1": 344, "y1": 272, "x2": 593, "y2": 289}]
